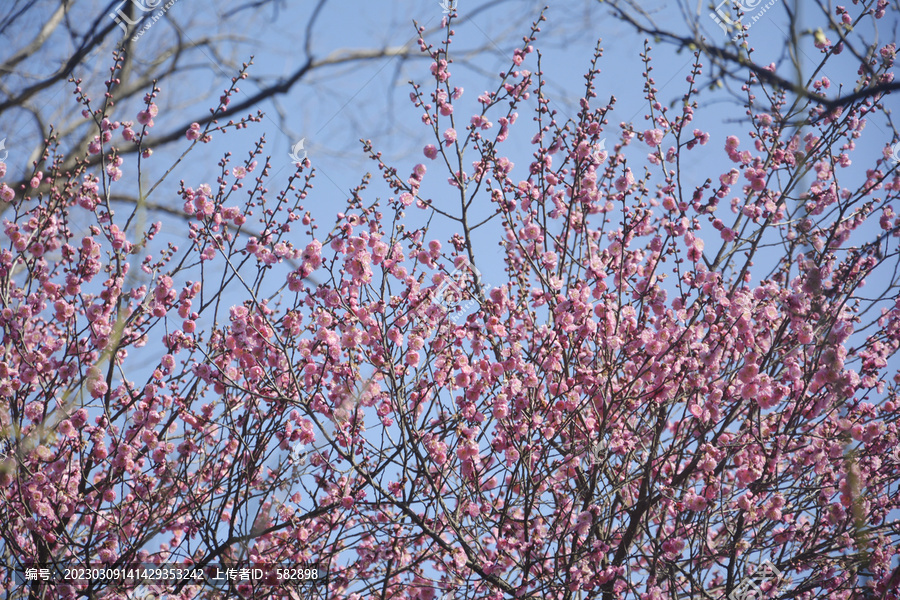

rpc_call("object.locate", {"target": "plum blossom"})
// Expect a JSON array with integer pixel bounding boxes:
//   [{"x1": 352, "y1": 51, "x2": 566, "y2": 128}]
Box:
[
  {"x1": 443, "y1": 128, "x2": 457, "y2": 146},
  {"x1": 615, "y1": 168, "x2": 635, "y2": 192},
  {"x1": 643, "y1": 128, "x2": 664, "y2": 147}
]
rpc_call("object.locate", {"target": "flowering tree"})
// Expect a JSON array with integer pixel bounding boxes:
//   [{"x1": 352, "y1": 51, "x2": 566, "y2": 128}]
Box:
[{"x1": 1, "y1": 6, "x2": 899, "y2": 600}]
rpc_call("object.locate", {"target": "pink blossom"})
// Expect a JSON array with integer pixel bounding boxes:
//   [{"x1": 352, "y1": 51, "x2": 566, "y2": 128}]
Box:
[
  {"x1": 301, "y1": 240, "x2": 323, "y2": 271},
  {"x1": 684, "y1": 491, "x2": 708, "y2": 511},
  {"x1": 457, "y1": 441, "x2": 479, "y2": 461},
  {"x1": 443, "y1": 128, "x2": 457, "y2": 146},
  {"x1": 661, "y1": 539, "x2": 685, "y2": 560},
  {"x1": 615, "y1": 169, "x2": 635, "y2": 192},
  {"x1": 643, "y1": 128, "x2": 664, "y2": 147},
  {"x1": 24, "y1": 401, "x2": 44, "y2": 422},
  {"x1": 470, "y1": 115, "x2": 492, "y2": 129},
  {"x1": 137, "y1": 104, "x2": 157, "y2": 126},
  {"x1": 71, "y1": 409, "x2": 88, "y2": 428},
  {"x1": 88, "y1": 367, "x2": 108, "y2": 398},
  {"x1": 719, "y1": 169, "x2": 740, "y2": 186}
]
